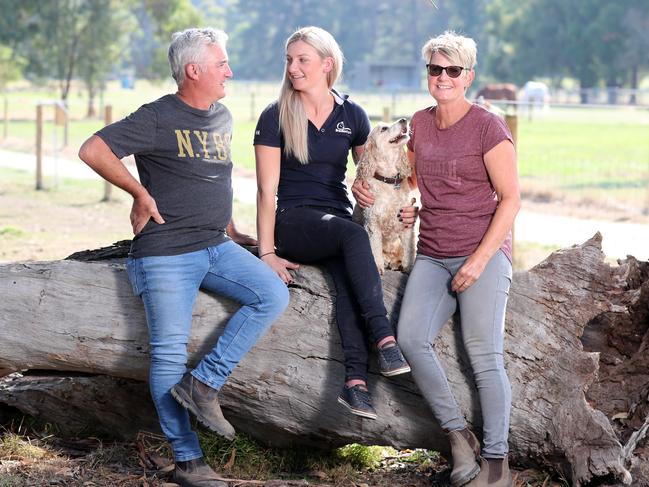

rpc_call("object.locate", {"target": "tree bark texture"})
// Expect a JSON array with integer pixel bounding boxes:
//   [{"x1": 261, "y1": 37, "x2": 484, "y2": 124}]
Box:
[{"x1": 1, "y1": 235, "x2": 647, "y2": 486}]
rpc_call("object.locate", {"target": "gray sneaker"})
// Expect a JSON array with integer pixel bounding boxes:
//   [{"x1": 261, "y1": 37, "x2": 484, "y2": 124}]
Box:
[
  {"x1": 378, "y1": 343, "x2": 411, "y2": 376},
  {"x1": 173, "y1": 457, "x2": 228, "y2": 487},
  {"x1": 170, "y1": 372, "x2": 236, "y2": 440},
  {"x1": 337, "y1": 385, "x2": 378, "y2": 420}
]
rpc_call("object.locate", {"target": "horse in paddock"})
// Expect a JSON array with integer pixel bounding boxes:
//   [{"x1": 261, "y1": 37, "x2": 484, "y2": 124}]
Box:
[{"x1": 475, "y1": 83, "x2": 517, "y2": 102}]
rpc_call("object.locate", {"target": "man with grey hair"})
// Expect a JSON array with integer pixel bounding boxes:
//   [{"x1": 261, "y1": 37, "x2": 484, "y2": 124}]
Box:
[{"x1": 79, "y1": 28, "x2": 289, "y2": 487}]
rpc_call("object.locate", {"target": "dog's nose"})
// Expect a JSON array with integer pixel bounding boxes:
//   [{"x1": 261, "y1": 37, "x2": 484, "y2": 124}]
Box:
[{"x1": 398, "y1": 118, "x2": 407, "y2": 124}]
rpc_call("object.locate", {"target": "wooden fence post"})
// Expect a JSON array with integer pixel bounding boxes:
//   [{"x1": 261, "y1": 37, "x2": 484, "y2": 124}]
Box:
[
  {"x1": 63, "y1": 104, "x2": 69, "y2": 147},
  {"x1": 250, "y1": 92, "x2": 256, "y2": 122},
  {"x1": 3, "y1": 95, "x2": 7, "y2": 140},
  {"x1": 102, "y1": 105, "x2": 113, "y2": 202},
  {"x1": 505, "y1": 114, "x2": 518, "y2": 146},
  {"x1": 505, "y1": 114, "x2": 518, "y2": 259},
  {"x1": 35, "y1": 104, "x2": 43, "y2": 190},
  {"x1": 54, "y1": 103, "x2": 67, "y2": 126},
  {"x1": 382, "y1": 106, "x2": 391, "y2": 122}
]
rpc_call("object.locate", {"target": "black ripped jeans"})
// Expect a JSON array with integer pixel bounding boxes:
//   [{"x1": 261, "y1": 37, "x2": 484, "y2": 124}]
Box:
[{"x1": 275, "y1": 205, "x2": 394, "y2": 381}]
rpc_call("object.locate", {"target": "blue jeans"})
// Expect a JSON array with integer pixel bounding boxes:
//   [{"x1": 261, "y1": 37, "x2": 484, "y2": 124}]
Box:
[
  {"x1": 397, "y1": 251, "x2": 512, "y2": 458},
  {"x1": 126, "y1": 240, "x2": 289, "y2": 461}
]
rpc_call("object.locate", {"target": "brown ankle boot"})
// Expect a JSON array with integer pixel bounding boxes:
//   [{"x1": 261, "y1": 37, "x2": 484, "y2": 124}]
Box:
[
  {"x1": 446, "y1": 428, "x2": 481, "y2": 486},
  {"x1": 466, "y1": 456, "x2": 513, "y2": 487},
  {"x1": 174, "y1": 457, "x2": 228, "y2": 487},
  {"x1": 170, "y1": 372, "x2": 236, "y2": 440}
]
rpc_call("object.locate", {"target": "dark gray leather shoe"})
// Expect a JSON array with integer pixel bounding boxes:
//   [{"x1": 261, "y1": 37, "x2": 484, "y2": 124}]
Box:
[
  {"x1": 173, "y1": 457, "x2": 228, "y2": 487},
  {"x1": 170, "y1": 372, "x2": 236, "y2": 440},
  {"x1": 337, "y1": 384, "x2": 378, "y2": 419},
  {"x1": 377, "y1": 343, "x2": 411, "y2": 376}
]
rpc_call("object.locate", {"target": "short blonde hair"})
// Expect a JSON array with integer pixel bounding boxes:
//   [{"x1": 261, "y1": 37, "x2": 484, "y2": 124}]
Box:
[{"x1": 421, "y1": 31, "x2": 477, "y2": 70}]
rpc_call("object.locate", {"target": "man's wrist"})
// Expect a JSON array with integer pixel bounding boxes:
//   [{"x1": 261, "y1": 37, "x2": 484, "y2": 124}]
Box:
[{"x1": 131, "y1": 185, "x2": 149, "y2": 200}]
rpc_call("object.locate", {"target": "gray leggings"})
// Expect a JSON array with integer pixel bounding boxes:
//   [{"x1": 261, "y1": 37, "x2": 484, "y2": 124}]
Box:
[{"x1": 397, "y1": 250, "x2": 512, "y2": 458}]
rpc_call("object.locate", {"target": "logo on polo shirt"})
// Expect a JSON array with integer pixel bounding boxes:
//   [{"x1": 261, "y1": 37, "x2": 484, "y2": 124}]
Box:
[{"x1": 335, "y1": 121, "x2": 352, "y2": 134}]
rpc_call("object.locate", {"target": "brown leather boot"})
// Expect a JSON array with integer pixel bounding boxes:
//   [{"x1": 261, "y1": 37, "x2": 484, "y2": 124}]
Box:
[
  {"x1": 174, "y1": 457, "x2": 228, "y2": 487},
  {"x1": 170, "y1": 372, "x2": 236, "y2": 440},
  {"x1": 466, "y1": 456, "x2": 513, "y2": 487},
  {"x1": 447, "y1": 428, "x2": 481, "y2": 486}
]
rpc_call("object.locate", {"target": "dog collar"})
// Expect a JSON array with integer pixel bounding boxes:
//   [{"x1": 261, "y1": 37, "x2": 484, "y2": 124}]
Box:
[{"x1": 373, "y1": 173, "x2": 404, "y2": 187}]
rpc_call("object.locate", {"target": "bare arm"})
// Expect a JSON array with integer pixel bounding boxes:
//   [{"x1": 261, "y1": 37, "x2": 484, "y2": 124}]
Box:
[
  {"x1": 255, "y1": 145, "x2": 299, "y2": 283},
  {"x1": 452, "y1": 140, "x2": 520, "y2": 292},
  {"x1": 352, "y1": 144, "x2": 364, "y2": 164},
  {"x1": 78, "y1": 135, "x2": 164, "y2": 235},
  {"x1": 407, "y1": 148, "x2": 417, "y2": 190},
  {"x1": 350, "y1": 145, "x2": 374, "y2": 208},
  {"x1": 226, "y1": 219, "x2": 257, "y2": 246},
  {"x1": 399, "y1": 148, "x2": 419, "y2": 227}
]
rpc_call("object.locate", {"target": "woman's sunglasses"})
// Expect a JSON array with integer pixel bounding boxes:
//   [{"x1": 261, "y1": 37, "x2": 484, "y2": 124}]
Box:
[{"x1": 426, "y1": 64, "x2": 468, "y2": 78}]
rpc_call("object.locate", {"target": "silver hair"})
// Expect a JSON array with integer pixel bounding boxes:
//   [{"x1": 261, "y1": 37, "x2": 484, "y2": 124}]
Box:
[
  {"x1": 168, "y1": 28, "x2": 228, "y2": 87},
  {"x1": 421, "y1": 30, "x2": 477, "y2": 70}
]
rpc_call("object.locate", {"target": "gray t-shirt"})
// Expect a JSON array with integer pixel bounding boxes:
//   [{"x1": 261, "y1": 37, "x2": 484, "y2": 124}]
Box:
[{"x1": 96, "y1": 94, "x2": 233, "y2": 258}]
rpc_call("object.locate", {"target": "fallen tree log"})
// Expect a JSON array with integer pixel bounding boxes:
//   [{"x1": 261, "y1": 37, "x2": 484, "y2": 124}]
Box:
[
  {"x1": 0, "y1": 373, "x2": 160, "y2": 437},
  {"x1": 1, "y1": 235, "x2": 647, "y2": 486}
]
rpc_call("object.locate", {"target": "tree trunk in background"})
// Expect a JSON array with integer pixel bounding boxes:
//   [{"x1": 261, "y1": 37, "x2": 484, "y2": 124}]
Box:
[
  {"x1": 629, "y1": 66, "x2": 638, "y2": 105},
  {"x1": 86, "y1": 80, "x2": 97, "y2": 118},
  {"x1": 1, "y1": 235, "x2": 647, "y2": 486}
]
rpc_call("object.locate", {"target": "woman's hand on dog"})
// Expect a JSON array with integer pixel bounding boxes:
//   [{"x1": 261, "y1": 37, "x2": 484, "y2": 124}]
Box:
[
  {"x1": 351, "y1": 179, "x2": 375, "y2": 208},
  {"x1": 398, "y1": 197, "x2": 419, "y2": 228},
  {"x1": 261, "y1": 253, "x2": 300, "y2": 284}
]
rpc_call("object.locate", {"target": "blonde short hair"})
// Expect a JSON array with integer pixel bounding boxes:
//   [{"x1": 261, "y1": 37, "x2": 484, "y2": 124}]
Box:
[{"x1": 421, "y1": 31, "x2": 477, "y2": 69}]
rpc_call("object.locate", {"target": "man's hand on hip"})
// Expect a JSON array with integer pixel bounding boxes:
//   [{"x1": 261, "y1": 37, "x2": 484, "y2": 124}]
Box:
[{"x1": 131, "y1": 193, "x2": 165, "y2": 235}]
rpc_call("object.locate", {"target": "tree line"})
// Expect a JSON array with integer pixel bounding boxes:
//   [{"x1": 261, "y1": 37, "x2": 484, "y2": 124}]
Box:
[{"x1": 0, "y1": 0, "x2": 647, "y2": 113}]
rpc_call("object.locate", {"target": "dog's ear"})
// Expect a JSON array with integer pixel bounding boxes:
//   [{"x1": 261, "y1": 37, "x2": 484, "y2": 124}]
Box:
[
  {"x1": 356, "y1": 133, "x2": 378, "y2": 181},
  {"x1": 397, "y1": 147, "x2": 412, "y2": 177}
]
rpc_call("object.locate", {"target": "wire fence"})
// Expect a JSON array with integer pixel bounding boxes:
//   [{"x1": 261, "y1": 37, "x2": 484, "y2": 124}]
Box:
[{"x1": 1, "y1": 82, "x2": 648, "y2": 216}]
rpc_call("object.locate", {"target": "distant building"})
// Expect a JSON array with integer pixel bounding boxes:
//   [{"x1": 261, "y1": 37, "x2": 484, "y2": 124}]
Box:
[{"x1": 347, "y1": 61, "x2": 421, "y2": 91}]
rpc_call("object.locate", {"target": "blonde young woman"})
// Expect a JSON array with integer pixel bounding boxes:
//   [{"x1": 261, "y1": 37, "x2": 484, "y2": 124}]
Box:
[
  {"x1": 254, "y1": 26, "x2": 413, "y2": 419},
  {"x1": 357, "y1": 31, "x2": 520, "y2": 486}
]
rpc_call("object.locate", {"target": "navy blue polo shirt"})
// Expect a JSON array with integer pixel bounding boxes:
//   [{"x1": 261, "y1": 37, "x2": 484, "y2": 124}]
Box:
[{"x1": 253, "y1": 90, "x2": 371, "y2": 213}]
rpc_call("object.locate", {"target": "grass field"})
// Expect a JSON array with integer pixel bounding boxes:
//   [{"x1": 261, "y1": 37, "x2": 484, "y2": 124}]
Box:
[
  {"x1": 516, "y1": 106, "x2": 649, "y2": 211},
  {"x1": 2, "y1": 81, "x2": 649, "y2": 213}
]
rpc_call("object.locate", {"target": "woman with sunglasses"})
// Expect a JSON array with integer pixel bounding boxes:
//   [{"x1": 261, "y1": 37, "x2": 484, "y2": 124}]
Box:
[
  {"x1": 397, "y1": 31, "x2": 519, "y2": 487},
  {"x1": 254, "y1": 26, "x2": 411, "y2": 421}
]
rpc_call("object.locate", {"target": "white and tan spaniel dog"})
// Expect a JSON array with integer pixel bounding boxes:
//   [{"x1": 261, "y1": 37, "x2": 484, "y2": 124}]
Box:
[{"x1": 353, "y1": 118, "x2": 415, "y2": 274}]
